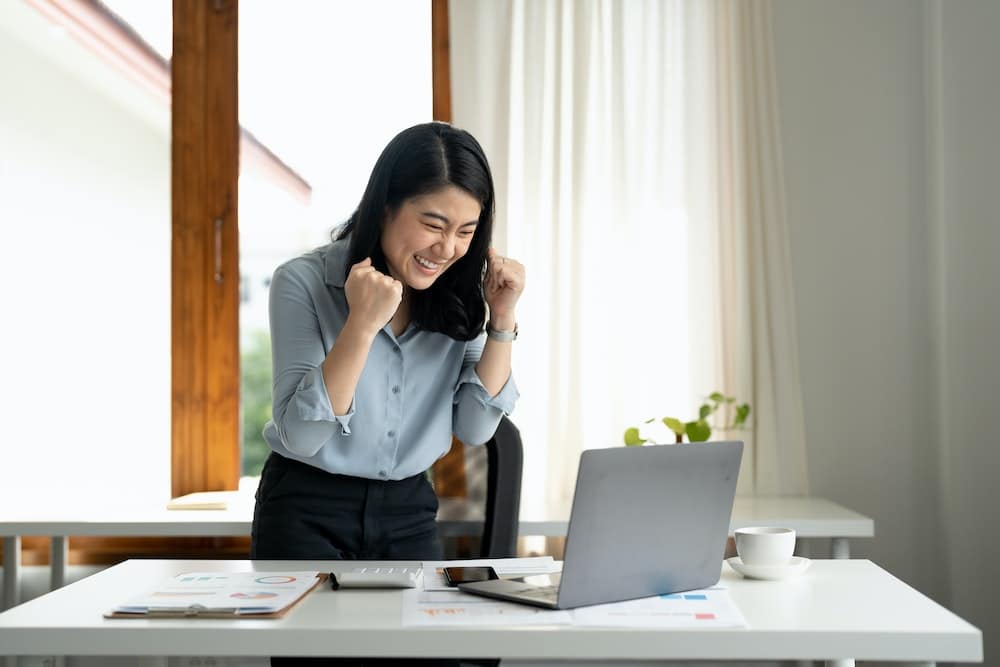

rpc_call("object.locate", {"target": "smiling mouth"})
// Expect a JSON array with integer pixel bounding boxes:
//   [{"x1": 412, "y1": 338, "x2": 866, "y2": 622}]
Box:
[{"x1": 414, "y1": 255, "x2": 443, "y2": 272}]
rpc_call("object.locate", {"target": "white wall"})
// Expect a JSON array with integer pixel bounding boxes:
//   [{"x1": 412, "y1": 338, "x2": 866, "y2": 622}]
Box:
[{"x1": 772, "y1": 0, "x2": 999, "y2": 654}]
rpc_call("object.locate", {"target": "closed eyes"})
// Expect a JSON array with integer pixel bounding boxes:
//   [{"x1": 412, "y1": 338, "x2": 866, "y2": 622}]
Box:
[{"x1": 423, "y1": 221, "x2": 476, "y2": 238}]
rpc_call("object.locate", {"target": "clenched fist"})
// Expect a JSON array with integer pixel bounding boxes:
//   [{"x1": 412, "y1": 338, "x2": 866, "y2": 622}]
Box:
[
  {"x1": 484, "y1": 248, "x2": 525, "y2": 325},
  {"x1": 344, "y1": 258, "x2": 403, "y2": 335}
]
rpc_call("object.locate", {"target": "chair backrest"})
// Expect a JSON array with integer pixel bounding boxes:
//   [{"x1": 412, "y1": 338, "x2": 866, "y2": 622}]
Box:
[{"x1": 479, "y1": 416, "x2": 523, "y2": 558}]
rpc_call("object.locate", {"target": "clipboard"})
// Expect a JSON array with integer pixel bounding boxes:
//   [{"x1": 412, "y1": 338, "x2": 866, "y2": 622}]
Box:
[{"x1": 105, "y1": 572, "x2": 327, "y2": 619}]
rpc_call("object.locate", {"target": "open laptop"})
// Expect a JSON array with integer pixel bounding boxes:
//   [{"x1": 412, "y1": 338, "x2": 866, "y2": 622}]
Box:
[{"x1": 459, "y1": 441, "x2": 743, "y2": 609}]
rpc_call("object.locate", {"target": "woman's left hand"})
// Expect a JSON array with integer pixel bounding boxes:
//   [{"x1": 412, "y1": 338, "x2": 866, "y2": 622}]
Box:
[{"x1": 484, "y1": 248, "x2": 525, "y2": 325}]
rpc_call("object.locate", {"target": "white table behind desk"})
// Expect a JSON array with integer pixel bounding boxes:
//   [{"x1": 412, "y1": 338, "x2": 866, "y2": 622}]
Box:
[
  {"x1": 1, "y1": 495, "x2": 873, "y2": 610},
  {"x1": 440, "y1": 495, "x2": 874, "y2": 559},
  {"x1": 0, "y1": 558, "x2": 981, "y2": 666}
]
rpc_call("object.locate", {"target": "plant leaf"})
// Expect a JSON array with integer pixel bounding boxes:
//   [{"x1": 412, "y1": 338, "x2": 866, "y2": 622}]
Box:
[
  {"x1": 709, "y1": 392, "x2": 725, "y2": 403},
  {"x1": 686, "y1": 420, "x2": 712, "y2": 442},
  {"x1": 698, "y1": 403, "x2": 713, "y2": 420},
  {"x1": 624, "y1": 427, "x2": 646, "y2": 446},
  {"x1": 734, "y1": 404, "x2": 751, "y2": 425},
  {"x1": 662, "y1": 417, "x2": 686, "y2": 435}
]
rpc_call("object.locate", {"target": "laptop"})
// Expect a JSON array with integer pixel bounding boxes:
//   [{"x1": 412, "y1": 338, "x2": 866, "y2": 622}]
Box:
[{"x1": 458, "y1": 441, "x2": 743, "y2": 609}]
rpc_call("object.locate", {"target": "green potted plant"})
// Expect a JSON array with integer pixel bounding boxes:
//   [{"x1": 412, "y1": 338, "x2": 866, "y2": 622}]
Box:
[{"x1": 623, "y1": 392, "x2": 751, "y2": 445}]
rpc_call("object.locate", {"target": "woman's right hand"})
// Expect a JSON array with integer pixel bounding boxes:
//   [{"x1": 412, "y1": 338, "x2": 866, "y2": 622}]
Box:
[{"x1": 344, "y1": 258, "x2": 403, "y2": 335}]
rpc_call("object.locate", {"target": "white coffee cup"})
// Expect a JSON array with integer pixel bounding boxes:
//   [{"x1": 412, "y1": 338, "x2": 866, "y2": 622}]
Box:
[{"x1": 734, "y1": 526, "x2": 796, "y2": 566}]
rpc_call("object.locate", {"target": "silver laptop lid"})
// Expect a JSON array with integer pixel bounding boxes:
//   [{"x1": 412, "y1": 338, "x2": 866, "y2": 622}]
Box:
[{"x1": 556, "y1": 441, "x2": 743, "y2": 609}]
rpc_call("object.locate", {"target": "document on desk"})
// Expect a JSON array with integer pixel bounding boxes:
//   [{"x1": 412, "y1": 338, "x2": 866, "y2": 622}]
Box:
[
  {"x1": 401, "y1": 589, "x2": 572, "y2": 626},
  {"x1": 106, "y1": 571, "x2": 325, "y2": 618},
  {"x1": 571, "y1": 588, "x2": 748, "y2": 628},
  {"x1": 421, "y1": 556, "x2": 559, "y2": 591},
  {"x1": 402, "y1": 586, "x2": 746, "y2": 628}
]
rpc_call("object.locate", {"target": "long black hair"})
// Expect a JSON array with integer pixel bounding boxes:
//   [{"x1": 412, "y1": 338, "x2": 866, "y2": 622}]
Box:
[{"x1": 335, "y1": 122, "x2": 495, "y2": 341}]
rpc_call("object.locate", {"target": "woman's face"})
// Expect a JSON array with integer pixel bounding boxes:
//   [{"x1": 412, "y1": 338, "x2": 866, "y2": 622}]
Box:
[{"x1": 380, "y1": 185, "x2": 482, "y2": 291}]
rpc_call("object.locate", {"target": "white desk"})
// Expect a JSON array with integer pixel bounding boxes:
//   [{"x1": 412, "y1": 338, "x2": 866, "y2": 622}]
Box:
[
  {"x1": 0, "y1": 558, "x2": 980, "y2": 665},
  {"x1": 1, "y1": 495, "x2": 873, "y2": 610}
]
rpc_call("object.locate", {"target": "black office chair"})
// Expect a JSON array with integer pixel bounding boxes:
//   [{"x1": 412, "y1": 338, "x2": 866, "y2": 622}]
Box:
[{"x1": 479, "y1": 416, "x2": 523, "y2": 558}]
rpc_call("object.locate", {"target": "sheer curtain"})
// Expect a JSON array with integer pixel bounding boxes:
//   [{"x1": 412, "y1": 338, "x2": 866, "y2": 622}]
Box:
[
  {"x1": 450, "y1": 0, "x2": 808, "y2": 518},
  {"x1": 707, "y1": 1, "x2": 809, "y2": 495}
]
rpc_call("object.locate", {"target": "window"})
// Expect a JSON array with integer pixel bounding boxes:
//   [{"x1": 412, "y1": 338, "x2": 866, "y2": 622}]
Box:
[
  {"x1": 0, "y1": 0, "x2": 435, "y2": 504},
  {"x1": 0, "y1": 0, "x2": 171, "y2": 506}
]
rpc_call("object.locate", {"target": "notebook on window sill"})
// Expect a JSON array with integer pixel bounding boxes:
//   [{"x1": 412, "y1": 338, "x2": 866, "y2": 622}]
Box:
[{"x1": 165, "y1": 491, "x2": 235, "y2": 510}]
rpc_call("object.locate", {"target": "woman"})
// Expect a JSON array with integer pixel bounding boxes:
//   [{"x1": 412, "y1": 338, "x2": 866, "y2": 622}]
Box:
[{"x1": 251, "y1": 122, "x2": 523, "y2": 664}]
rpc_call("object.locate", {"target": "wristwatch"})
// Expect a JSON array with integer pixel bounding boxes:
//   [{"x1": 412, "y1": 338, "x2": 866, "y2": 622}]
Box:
[{"x1": 486, "y1": 322, "x2": 518, "y2": 342}]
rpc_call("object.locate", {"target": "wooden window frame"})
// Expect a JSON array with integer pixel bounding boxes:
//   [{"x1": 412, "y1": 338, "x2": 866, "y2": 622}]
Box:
[{"x1": 170, "y1": 0, "x2": 241, "y2": 498}]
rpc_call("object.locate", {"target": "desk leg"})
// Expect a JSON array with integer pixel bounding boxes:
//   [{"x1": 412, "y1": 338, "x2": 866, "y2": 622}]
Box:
[
  {"x1": 3, "y1": 536, "x2": 21, "y2": 610},
  {"x1": 831, "y1": 537, "x2": 851, "y2": 559},
  {"x1": 50, "y1": 536, "x2": 68, "y2": 590}
]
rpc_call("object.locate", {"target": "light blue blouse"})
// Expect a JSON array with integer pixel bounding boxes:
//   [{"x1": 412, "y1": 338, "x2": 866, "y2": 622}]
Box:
[{"x1": 262, "y1": 237, "x2": 518, "y2": 481}]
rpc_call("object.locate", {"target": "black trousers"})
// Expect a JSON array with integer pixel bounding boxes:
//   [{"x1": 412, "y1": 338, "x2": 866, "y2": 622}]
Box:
[
  {"x1": 252, "y1": 452, "x2": 443, "y2": 561},
  {"x1": 251, "y1": 452, "x2": 458, "y2": 667}
]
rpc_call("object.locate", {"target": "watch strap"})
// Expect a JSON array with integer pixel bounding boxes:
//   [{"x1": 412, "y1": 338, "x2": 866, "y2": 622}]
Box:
[{"x1": 486, "y1": 322, "x2": 518, "y2": 342}]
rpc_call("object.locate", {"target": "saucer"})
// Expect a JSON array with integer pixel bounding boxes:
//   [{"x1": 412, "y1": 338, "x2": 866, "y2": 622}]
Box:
[{"x1": 727, "y1": 556, "x2": 811, "y2": 581}]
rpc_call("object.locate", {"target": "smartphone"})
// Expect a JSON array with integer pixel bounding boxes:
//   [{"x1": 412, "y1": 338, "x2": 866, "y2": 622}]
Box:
[{"x1": 443, "y1": 566, "x2": 499, "y2": 587}]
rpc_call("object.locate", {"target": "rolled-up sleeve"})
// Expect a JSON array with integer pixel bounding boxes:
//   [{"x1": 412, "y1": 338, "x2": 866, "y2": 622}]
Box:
[
  {"x1": 452, "y1": 335, "x2": 519, "y2": 445},
  {"x1": 291, "y1": 365, "x2": 355, "y2": 432},
  {"x1": 269, "y1": 265, "x2": 354, "y2": 457}
]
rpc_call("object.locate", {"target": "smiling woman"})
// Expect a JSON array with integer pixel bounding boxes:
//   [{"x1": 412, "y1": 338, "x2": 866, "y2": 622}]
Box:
[
  {"x1": 253, "y1": 122, "x2": 524, "y2": 666},
  {"x1": 334, "y1": 124, "x2": 500, "y2": 342},
  {"x1": 380, "y1": 187, "x2": 481, "y2": 294},
  {"x1": 254, "y1": 123, "x2": 521, "y2": 479}
]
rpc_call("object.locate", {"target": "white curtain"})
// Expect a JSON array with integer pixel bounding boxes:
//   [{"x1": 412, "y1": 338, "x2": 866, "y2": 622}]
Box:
[
  {"x1": 706, "y1": 1, "x2": 810, "y2": 495},
  {"x1": 450, "y1": 0, "x2": 808, "y2": 517}
]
